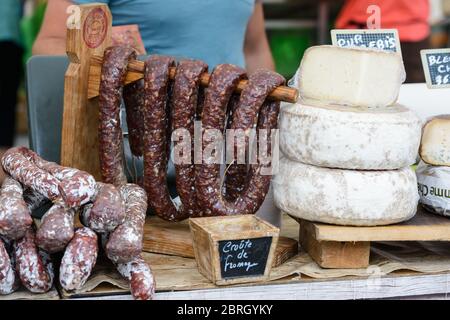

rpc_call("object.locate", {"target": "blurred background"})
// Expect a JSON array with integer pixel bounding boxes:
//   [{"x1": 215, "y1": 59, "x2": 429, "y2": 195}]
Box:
[{"x1": 7, "y1": 0, "x2": 450, "y2": 146}]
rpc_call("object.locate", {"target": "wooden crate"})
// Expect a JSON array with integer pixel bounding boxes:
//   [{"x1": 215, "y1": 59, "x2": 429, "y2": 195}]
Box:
[
  {"x1": 189, "y1": 215, "x2": 279, "y2": 285},
  {"x1": 291, "y1": 206, "x2": 450, "y2": 269},
  {"x1": 142, "y1": 215, "x2": 298, "y2": 267}
]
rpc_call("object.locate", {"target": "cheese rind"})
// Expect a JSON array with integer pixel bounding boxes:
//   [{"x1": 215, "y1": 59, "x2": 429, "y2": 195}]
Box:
[
  {"x1": 297, "y1": 45, "x2": 406, "y2": 108},
  {"x1": 273, "y1": 158, "x2": 419, "y2": 226},
  {"x1": 279, "y1": 103, "x2": 422, "y2": 170},
  {"x1": 419, "y1": 115, "x2": 450, "y2": 166},
  {"x1": 416, "y1": 162, "x2": 450, "y2": 217}
]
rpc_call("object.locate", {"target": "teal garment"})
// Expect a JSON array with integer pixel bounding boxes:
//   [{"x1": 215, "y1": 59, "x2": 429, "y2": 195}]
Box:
[
  {"x1": 0, "y1": 0, "x2": 23, "y2": 45},
  {"x1": 74, "y1": 0, "x2": 254, "y2": 68}
]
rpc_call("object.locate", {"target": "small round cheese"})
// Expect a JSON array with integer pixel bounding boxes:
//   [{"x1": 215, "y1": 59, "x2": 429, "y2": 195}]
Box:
[
  {"x1": 416, "y1": 161, "x2": 450, "y2": 217},
  {"x1": 419, "y1": 115, "x2": 450, "y2": 166},
  {"x1": 279, "y1": 103, "x2": 422, "y2": 170},
  {"x1": 273, "y1": 158, "x2": 419, "y2": 226}
]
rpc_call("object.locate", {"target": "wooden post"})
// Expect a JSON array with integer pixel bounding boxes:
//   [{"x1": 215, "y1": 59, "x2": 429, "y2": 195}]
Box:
[{"x1": 61, "y1": 4, "x2": 112, "y2": 179}]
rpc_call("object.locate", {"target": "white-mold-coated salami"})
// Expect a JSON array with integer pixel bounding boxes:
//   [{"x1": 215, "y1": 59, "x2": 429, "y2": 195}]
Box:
[
  {"x1": 80, "y1": 182, "x2": 125, "y2": 233},
  {"x1": 0, "y1": 238, "x2": 18, "y2": 295},
  {"x1": 36, "y1": 202, "x2": 75, "y2": 253},
  {"x1": 116, "y1": 256, "x2": 155, "y2": 300},
  {"x1": 0, "y1": 176, "x2": 33, "y2": 239},
  {"x1": 59, "y1": 227, "x2": 98, "y2": 291},
  {"x1": 14, "y1": 228, "x2": 54, "y2": 293},
  {"x1": 106, "y1": 184, "x2": 147, "y2": 263}
]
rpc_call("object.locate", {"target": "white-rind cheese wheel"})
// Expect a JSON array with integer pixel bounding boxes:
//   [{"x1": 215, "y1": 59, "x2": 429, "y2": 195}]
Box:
[
  {"x1": 297, "y1": 45, "x2": 405, "y2": 108},
  {"x1": 279, "y1": 103, "x2": 422, "y2": 170},
  {"x1": 273, "y1": 158, "x2": 419, "y2": 226},
  {"x1": 419, "y1": 115, "x2": 450, "y2": 166},
  {"x1": 416, "y1": 162, "x2": 450, "y2": 217}
]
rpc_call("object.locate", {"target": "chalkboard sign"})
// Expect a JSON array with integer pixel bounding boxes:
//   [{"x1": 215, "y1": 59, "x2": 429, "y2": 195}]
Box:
[
  {"x1": 420, "y1": 48, "x2": 450, "y2": 89},
  {"x1": 218, "y1": 237, "x2": 272, "y2": 279},
  {"x1": 331, "y1": 29, "x2": 401, "y2": 55}
]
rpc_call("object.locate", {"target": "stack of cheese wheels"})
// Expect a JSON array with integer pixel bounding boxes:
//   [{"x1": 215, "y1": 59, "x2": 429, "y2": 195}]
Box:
[
  {"x1": 273, "y1": 45, "x2": 422, "y2": 226},
  {"x1": 416, "y1": 115, "x2": 450, "y2": 217}
]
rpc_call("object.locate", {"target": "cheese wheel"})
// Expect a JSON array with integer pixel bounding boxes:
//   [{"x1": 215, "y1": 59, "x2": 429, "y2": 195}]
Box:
[
  {"x1": 296, "y1": 45, "x2": 405, "y2": 108},
  {"x1": 416, "y1": 162, "x2": 450, "y2": 217},
  {"x1": 279, "y1": 103, "x2": 422, "y2": 170},
  {"x1": 419, "y1": 115, "x2": 450, "y2": 166},
  {"x1": 273, "y1": 158, "x2": 419, "y2": 226}
]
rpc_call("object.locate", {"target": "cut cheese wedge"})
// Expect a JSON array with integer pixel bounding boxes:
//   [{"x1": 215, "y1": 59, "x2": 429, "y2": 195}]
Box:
[
  {"x1": 297, "y1": 45, "x2": 406, "y2": 108},
  {"x1": 273, "y1": 158, "x2": 419, "y2": 226},
  {"x1": 420, "y1": 115, "x2": 450, "y2": 166},
  {"x1": 279, "y1": 102, "x2": 422, "y2": 170}
]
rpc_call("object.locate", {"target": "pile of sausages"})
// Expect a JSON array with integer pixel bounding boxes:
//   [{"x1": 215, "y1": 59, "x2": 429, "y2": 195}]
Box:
[
  {"x1": 99, "y1": 46, "x2": 285, "y2": 222},
  {"x1": 0, "y1": 146, "x2": 154, "y2": 300}
]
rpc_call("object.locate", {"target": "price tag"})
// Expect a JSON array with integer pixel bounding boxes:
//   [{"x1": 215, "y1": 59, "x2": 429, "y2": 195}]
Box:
[
  {"x1": 331, "y1": 29, "x2": 401, "y2": 55},
  {"x1": 420, "y1": 48, "x2": 450, "y2": 89},
  {"x1": 218, "y1": 237, "x2": 272, "y2": 279}
]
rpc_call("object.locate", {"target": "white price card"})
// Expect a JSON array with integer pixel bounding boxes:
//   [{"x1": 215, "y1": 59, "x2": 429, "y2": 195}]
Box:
[
  {"x1": 421, "y1": 48, "x2": 450, "y2": 89},
  {"x1": 331, "y1": 29, "x2": 401, "y2": 56}
]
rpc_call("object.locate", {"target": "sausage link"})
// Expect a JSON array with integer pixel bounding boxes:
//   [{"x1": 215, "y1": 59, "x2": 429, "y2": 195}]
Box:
[
  {"x1": 194, "y1": 64, "x2": 246, "y2": 216},
  {"x1": 223, "y1": 94, "x2": 247, "y2": 201},
  {"x1": 116, "y1": 256, "x2": 155, "y2": 300},
  {"x1": 0, "y1": 238, "x2": 18, "y2": 295},
  {"x1": 142, "y1": 55, "x2": 182, "y2": 221},
  {"x1": 1, "y1": 147, "x2": 60, "y2": 202},
  {"x1": 0, "y1": 176, "x2": 33, "y2": 239},
  {"x1": 80, "y1": 182, "x2": 125, "y2": 233},
  {"x1": 106, "y1": 183, "x2": 147, "y2": 263},
  {"x1": 98, "y1": 46, "x2": 137, "y2": 186},
  {"x1": 59, "y1": 227, "x2": 98, "y2": 291},
  {"x1": 171, "y1": 60, "x2": 208, "y2": 217},
  {"x1": 14, "y1": 228, "x2": 54, "y2": 293},
  {"x1": 123, "y1": 80, "x2": 144, "y2": 157},
  {"x1": 36, "y1": 202, "x2": 75, "y2": 253},
  {"x1": 196, "y1": 69, "x2": 284, "y2": 216},
  {"x1": 21, "y1": 148, "x2": 97, "y2": 208}
]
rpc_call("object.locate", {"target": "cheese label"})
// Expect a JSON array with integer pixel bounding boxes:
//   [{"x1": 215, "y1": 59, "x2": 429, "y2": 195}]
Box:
[
  {"x1": 420, "y1": 48, "x2": 450, "y2": 89},
  {"x1": 331, "y1": 29, "x2": 401, "y2": 56},
  {"x1": 417, "y1": 174, "x2": 450, "y2": 216}
]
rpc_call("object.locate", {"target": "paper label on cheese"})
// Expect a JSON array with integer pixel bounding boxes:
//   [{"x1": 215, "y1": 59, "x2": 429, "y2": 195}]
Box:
[{"x1": 416, "y1": 163, "x2": 450, "y2": 216}]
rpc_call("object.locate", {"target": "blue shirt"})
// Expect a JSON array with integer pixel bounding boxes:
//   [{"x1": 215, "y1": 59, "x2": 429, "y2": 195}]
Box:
[
  {"x1": 74, "y1": 0, "x2": 255, "y2": 68},
  {"x1": 0, "y1": 0, "x2": 23, "y2": 45}
]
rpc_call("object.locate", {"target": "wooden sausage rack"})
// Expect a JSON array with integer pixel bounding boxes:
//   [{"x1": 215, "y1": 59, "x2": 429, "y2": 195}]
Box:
[{"x1": 61, "y1": 3, "x2": 299, "y2": 180}]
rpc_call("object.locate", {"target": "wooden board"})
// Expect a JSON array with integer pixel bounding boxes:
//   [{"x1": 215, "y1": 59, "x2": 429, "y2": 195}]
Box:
[
  {"x1": 142, "y1": 215, "x2": 298, "y2": 267},
  {"x1": 301, "y1": 207, "x2": 450, "y2": 242},
  {"x1": 292, "y1": 206, "x2": 450, "y2": 269}
]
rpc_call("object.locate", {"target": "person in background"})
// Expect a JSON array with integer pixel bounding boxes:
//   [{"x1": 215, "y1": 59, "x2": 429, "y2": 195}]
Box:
[
  {"x1": 336, "y1": 0, "x2": 430, "y2": 83},
  {"x1": 32, "y1": 0, "x2": 275, "y2": 73},
  {"x1": 0, "y1": 0, "x2": 24, "y2": 182}
]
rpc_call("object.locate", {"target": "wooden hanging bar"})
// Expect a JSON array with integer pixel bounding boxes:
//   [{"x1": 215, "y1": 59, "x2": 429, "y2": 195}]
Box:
[{"x1": 87, "y1": 54, "x2": 299, "y2": 103}]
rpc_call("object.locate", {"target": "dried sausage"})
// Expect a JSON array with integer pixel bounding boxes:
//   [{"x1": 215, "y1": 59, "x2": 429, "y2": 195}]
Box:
[
  {"x1": 36, "y1": 202, "x2": 75, "y2": 253},
  {"x1": 22, "y1": 148, "x2": 97, "y2": 208},
  {"x1": 0, "y1": 176, "x2": 33, "y2": 239},
  {"x1": 98, "y1": 46, "x2": 137, "y2": 186},
  {"x1": 23, "y1": 188, "x2": 50, "y2": 211},
  {"x1": 14, "y1": 228, "x2": 54, "y2": 293},
  {"x1": 142, "y1": 55, "x2": 182, "y2": 221},
  {"x1": 59, "y1": 227, "x2": 98, "y2": 291},
  {"x1": 80, "y1": 182, "x2": 125, "y2": 233},
  {"x1": 1, "y1": 147, "x2": 60, "y2": 202},
  {"x1": 171, "y1": 60, "x2": 208, "y2": 217},
  {"x1": 123, "y1": 80, "x2": 144, "y2": 157},
  {"x1": 0, "y1": 238, "x2": 18, "y2": 295},
  {"x1": 106, "y1": 183, "x2": 147, "y2": 263},
  {"x1": 196, "y1": 68, "x2": 284, "y2": 216},
  {"x1": 116, "y1": 256, "x2": 155, "y2": 300}
]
